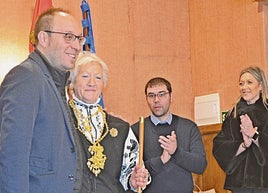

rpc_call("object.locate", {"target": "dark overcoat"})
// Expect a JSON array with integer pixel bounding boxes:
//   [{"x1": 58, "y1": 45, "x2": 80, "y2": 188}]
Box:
[{"x1": 213, "y1": 98, "x2": 268, "y2": 190}]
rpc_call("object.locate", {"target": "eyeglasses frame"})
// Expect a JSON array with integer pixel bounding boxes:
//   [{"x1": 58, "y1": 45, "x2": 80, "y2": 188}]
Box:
[
  {"x1": 146, "y1": 91, "x2": 170, "y2": 100},
  {"x1": 44, "y1": 30, "x2": 85, "y2": 44}
]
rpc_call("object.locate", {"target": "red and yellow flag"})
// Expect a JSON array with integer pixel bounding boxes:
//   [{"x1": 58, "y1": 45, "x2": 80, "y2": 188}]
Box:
[{"x1": 29, "y1": 0, "x2": 53, "y2": 53}]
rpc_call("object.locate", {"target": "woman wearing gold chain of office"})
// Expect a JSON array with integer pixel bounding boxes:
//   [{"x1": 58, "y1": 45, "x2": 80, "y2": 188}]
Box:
[{"x1": 68, "y1": 51, "x2": 149, "y2": 193}]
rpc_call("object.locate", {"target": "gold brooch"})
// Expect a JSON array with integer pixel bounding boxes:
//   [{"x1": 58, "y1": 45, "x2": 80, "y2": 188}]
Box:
[{"x1": 110, "y1": 128, "x2": 118, "y2": 137}]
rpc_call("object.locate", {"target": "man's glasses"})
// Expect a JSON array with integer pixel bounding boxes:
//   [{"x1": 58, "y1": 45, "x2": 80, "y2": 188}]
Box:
[
  {"x1": 44, "y1": 30, "x2": 86, "y2": 44},
  {"x1": 146, "y1": 91, "x2": 170, "y2": 100}
]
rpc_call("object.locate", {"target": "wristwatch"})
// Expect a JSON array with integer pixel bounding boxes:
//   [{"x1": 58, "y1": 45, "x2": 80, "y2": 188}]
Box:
[{"x1": 252, "y1": 130, "x2": 259, "y2": 140}]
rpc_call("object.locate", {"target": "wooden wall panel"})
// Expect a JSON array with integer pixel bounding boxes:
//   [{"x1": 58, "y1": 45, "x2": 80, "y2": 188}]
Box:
[
  {"x1": 0, "y1": 0, "x2": 192, "y2": 124},
  {"x1": 189, "y1": 0, "x2": 266, "y2": 113},
  {"x1": 0, "y1": 0, "x2": 267, "y2": 192},
  {"x1": 1, "y1": 0, "x2": 267, "y2": 124},
  {"x1": 193, "y1": 124, "x2": 231, "y2": 193}
]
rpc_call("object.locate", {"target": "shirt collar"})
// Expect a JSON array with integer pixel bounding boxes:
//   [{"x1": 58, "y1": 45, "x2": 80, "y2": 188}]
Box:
[{"x1": 150, "y1": 113, "x2": 172, "y2": 126}]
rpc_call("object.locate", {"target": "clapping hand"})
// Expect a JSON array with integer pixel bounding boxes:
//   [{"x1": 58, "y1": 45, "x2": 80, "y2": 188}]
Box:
[{"x1": 159, "y1": 131, "x2": 177, "y2": 163}]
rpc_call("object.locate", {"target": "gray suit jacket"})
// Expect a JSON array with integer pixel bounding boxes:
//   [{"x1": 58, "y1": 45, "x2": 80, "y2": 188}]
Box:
[{"x1": 0, "y1": 51, "x2": 77, "y2": 193}]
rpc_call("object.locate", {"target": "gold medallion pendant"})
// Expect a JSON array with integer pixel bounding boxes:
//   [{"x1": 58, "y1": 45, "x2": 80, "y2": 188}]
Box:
[{"x1": 87, "y1": 143, "x2": 107, "y2": 176}]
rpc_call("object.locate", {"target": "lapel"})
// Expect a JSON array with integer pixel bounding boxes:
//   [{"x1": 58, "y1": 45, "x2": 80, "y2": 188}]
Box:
[{"x1": 29, "y1": 51, "x2": 76, "y2": 146}]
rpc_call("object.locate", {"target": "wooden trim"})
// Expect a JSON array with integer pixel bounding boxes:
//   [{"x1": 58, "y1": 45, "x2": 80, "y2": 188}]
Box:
[{"x1": 199, "y1": 123, "x2": 222, "y2": 135}]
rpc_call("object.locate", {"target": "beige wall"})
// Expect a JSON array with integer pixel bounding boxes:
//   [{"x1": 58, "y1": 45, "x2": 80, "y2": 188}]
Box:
[
  {"x1": 0, "y1": 0, "x2": 267, "y2": 124},
  {"x1": 190, "y1": 0, "x2": 267, "y2": 113}
]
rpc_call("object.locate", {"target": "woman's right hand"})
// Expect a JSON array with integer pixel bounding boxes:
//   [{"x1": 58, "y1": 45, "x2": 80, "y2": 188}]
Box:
[{"x1": 241, "y1": 130, "x2": 252, "y2": 148}]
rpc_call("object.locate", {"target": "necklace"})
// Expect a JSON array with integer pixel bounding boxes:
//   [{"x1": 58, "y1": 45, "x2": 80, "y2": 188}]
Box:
[{"x1": 69, "y1": 99, "x2": 118, "y2": 176}]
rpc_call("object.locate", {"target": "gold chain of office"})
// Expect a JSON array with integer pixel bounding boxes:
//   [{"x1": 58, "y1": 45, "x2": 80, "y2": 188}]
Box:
[{"x1": 69, "y1": 99, "x2": 118, "y2": 176}]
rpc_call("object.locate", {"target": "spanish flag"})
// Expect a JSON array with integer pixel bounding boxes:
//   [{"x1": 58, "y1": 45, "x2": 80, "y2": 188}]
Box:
[{"x1": 29, "y1": 0, "x2": 53, "y2": 53}]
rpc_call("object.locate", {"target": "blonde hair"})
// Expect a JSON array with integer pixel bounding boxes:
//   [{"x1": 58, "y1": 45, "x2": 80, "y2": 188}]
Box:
[{"x1": 230, "y1": 66, "x2": 268, "y2": 118}]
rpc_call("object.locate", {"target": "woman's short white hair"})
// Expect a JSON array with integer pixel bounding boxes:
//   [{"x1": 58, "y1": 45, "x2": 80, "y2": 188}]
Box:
[{"x1": 70, "y1": 51, "x2": 108, "y2": 86}]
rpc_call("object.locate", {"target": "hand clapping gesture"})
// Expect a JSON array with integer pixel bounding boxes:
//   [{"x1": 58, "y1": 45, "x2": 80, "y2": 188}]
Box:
[
  {"x1": 159, "y1": 131, "x2": 177, "y2": 163},
  {"x1": 240, "y1": 114, "x2": 258, "y2": 148}
]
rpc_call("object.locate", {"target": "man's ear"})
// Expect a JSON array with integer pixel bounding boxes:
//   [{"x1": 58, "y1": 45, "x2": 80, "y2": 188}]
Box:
[{"x1": 37, "y1": 31, "x2": 49, "y2": 48}]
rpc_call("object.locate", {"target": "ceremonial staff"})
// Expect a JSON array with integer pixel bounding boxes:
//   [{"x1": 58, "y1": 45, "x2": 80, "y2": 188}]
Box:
[{"x1": 138, "y1": 116, "x2": 145, "y2": 193}]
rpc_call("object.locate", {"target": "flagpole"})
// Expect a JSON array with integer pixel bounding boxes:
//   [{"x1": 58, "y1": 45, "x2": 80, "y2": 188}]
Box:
[
  {"x1": 80, "y1": 0, "x2": 95, "y2": 53},
  {"x1": 82, "y1": 10, "x2": 90, "y2": 51}
]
